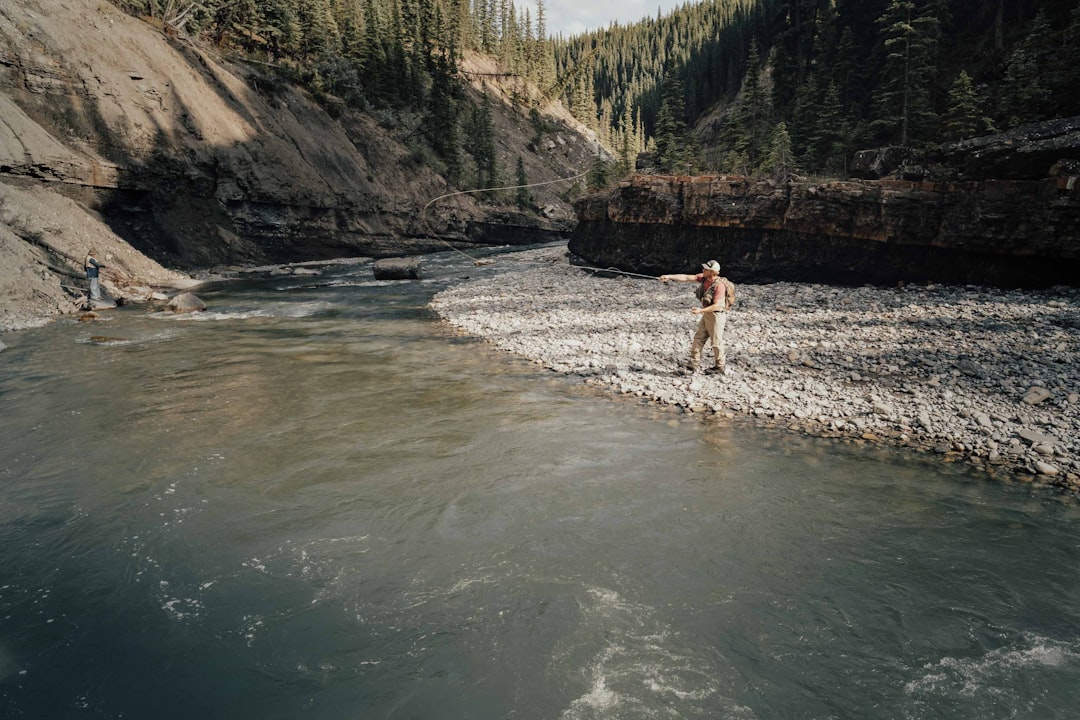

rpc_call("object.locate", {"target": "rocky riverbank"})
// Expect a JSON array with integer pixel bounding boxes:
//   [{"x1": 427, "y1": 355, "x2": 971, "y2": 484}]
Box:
[{"x1": 432, "y1": 246, "x2": 1080, "y2": 493}]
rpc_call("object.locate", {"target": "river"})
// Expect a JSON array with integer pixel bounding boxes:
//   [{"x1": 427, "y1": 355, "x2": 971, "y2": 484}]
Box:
[{"x1": 2, "y1": 245, "x2": 1079, "y2": 719}]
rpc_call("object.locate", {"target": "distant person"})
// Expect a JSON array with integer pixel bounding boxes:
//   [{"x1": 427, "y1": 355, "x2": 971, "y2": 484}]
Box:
[
  {"x1": 659, "y1": 260, "x2": 735, "y2": 375},
  {"x1": 85, "y1": 248, "x2": 105, "y2": 301}
]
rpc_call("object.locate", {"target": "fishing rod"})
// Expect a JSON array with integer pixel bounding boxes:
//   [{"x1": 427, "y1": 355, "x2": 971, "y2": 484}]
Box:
[{"x1": 420, "y1": 169, "x2": 590, "y2": 266}]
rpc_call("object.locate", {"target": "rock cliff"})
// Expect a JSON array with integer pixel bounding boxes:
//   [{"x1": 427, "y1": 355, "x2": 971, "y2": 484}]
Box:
[{"x1": 570, "y1": 171, "x2": 1080, "y2": 288}]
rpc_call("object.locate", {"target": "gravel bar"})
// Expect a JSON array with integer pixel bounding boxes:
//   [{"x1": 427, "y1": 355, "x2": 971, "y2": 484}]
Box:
[{"x1": 432, "y1": 246, "x2": 1080, "y2": 492}]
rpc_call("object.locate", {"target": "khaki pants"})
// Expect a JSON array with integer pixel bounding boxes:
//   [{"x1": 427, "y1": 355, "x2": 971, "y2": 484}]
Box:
[{"x1": 690, "y1": 311, "x2": 726, "y2": 368}]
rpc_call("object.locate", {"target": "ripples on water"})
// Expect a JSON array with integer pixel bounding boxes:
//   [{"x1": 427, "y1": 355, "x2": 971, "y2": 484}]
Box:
[{"x1": 1, "y1": 247, "x2": 1079, "y2": 719}]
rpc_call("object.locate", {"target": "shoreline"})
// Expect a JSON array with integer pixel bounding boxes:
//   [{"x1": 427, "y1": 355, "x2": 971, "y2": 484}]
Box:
[{"x1": 432, "y1": 246, "x2": 1080, "y2": 493}]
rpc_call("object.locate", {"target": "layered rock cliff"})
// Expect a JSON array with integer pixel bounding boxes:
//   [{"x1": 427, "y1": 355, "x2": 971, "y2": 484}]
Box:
[{"x1": 570, "y1": 171, "x2": 1080, "y2": 288}]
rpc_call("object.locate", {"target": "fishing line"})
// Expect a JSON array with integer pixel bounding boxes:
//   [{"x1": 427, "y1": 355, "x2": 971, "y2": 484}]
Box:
[
  {"x1": 421, "y1": 169, "x2": 589, "y2": 265},
  {"x1": 574, "y1": 265, "x2": 660, "y2": 280}
]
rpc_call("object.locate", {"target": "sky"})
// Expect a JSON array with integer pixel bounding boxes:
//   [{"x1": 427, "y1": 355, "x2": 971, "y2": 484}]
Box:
[{"x1": 518, "y1": 0, "x2": 694, "y2": 38}]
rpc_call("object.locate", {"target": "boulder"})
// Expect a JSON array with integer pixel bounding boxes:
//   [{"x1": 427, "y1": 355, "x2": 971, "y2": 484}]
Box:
[
  {"x1": 850, "y1": 146, "x2": 917, "y2": 179},
  {"x1": 373, "y1": 257, "x2": 422, "y2": 280},
  {"x1": 166, "y1": 292, "x2": 207, "y2": 313}
]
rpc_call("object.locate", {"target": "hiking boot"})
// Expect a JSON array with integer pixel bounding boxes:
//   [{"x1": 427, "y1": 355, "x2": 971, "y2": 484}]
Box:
[
  {"x1": 680, "y1": 361, "x2": 699, "y2": 375},
  {"x1": 704, "y1": 365, "x2": 726, "y2": 376}
]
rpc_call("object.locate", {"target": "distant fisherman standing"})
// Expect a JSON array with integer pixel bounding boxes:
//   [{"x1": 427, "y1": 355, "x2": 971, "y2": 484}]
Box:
[
  {"x1": 85, "y1": 248, "x2": 105, "y2": 301},
  {"x1": 659, "y1": 260, "x2": 735, "y2": 375}
]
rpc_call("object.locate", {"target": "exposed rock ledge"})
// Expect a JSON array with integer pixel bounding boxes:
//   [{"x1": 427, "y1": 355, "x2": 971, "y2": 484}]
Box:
[
  {"x1": 433, "y1": 247, "x2": 1080, "y2": 494},
  {"x1": 570, "y1": 172, "x2": 1080, "y2": 288}
]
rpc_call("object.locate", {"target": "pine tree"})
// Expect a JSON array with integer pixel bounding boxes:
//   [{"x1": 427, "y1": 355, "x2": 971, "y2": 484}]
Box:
[
  {"x1": 787, "y1": 72, "x2": 819, "y2": 167},
  {"x1": 1000, "y1": 47, "x2": 1047, "y2": 128},
  {"x1": 261, "y1": 0, "x2": 302, "y2": 60},
  {"x1": 871, "y1": 0, "x2": 941, "y2": 146},
  {"x1": 1000, "y1": 9, "x2": 1059, "y2": 126},
  {"x1": 423, "y1": 53, "x2": 462, "y2": 182},
  {"x1": 615, "y1": 101, "x2": 637, "y2": 177},
  {"x1": 759, "y1": 121, "x2": 795, "y2": 181},
  {"x1": 729, "y1": 39, "x2": 770, "y2": 169},
  {"x1": 297, "y1": 0, "x2": 340, "y2": 60},
  {"x1": 465, "y1": 96, "x2": 498, "y2": 193},
  {"x1": 534, "y1": 0, "x2": 554, "y2": 94},
  {"x1": 587, "y1": 152, "x2": 611, "y2": 190},
  {"x1": 942, "y1": 70, "x2": 979, "y2": 141},
  {"x1": 515, "y1": 155, "x2": 532, "y2": 207},
  {"x1": 806, "y1": 80, "x2": 848, "y2": 174},
  {"x1": 652, "y1": 71, "x2": 684, "y2": 173}
]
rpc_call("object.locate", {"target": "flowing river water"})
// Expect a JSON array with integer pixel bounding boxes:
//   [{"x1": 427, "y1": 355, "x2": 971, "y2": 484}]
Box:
[{"x1": 2, "y1": 245, "x2": 1079, "y2": 719}]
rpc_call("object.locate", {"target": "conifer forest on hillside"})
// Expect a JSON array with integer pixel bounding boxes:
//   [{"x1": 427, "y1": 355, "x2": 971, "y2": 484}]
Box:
[{"x1": 117, "y1": 0, "x2": 1080, "y2": 184}]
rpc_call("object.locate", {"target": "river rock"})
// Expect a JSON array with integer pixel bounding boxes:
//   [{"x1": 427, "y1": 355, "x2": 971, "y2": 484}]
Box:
[
  {"x1": 167, "y1": 292, "x2": 207, "y2": 313},
  {"x1": 373, "y1": 257, "x2": 422, "y2": 280},
  {"x1": 1021, "y1": 387, "x2": 1052, "y2": 405},
  {"x1": 1018, "y1": 428, "x2": 1059, "y2": 445},
  {"x1": 1035, "y1": 461, "x2": 1061, "y2": 476}
]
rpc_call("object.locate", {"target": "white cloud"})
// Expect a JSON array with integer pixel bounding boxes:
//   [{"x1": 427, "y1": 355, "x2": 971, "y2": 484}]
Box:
[{"x1": 516, "y1": 0, "x2": 692, "y2": 38}]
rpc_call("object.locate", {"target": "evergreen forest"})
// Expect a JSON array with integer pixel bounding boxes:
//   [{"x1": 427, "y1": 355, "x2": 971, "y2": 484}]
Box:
[{"x1": 116, "y1": 0, "x2": 1080, "y2": 186}]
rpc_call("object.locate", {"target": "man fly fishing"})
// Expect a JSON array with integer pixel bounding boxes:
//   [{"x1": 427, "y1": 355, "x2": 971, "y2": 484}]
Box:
[{"x1": 659, "y1": 260, "x2": 735, "y2": 375}]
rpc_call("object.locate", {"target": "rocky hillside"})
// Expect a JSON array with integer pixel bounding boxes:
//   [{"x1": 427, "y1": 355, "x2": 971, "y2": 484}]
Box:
[{"x1": 0, "y1": 0, "x2": 603, "y2": 330}]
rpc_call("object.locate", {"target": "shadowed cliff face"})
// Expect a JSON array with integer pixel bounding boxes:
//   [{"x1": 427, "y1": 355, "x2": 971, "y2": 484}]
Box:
[
  {"x1": 0, "y1": 0, "x2": 584, "y2": 268},
  {"x1": 570, "y1": 174, "x2": 1080, "y2": 288}
]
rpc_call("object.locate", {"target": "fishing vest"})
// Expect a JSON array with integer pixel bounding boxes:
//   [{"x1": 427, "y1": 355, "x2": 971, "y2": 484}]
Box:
[{"x1": 695, "y1": 277, "x2": 733, "y2": 310}]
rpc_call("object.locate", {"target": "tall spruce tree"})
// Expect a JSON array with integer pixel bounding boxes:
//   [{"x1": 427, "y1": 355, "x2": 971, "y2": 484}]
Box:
[
  {"x1": 515, "y1": 156, "x2": 532, "y2": 207},
  {"x1": 1000, "y1": 47, "x2": 1047, "y2": 128},
  {"x1": 759, "y1": 121, "x2": 795, "y2": 181},
  {"x1": 423, "y1": 53, "x2": 462, "y2": 182},
  {"x1": 465, "y1": 96, "x2": 498, "y2": 193},
  {"x1": 806, "y1": 80, "x2": 848, "y2": 173},
  {"x1": 587, "y1": 152, "x2": 611, "y2": 190},
  {"x1": 653, "y1": 71, "x2": 698, "y2": 174},
  {"x1": 871, "y1": 0, "x2": 941, "y2": 146},
  {"x1": 942, "y1": 70, "x2": 979, "y2": 141}
]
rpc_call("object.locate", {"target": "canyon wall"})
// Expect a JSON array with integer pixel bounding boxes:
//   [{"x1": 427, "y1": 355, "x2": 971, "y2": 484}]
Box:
[{"x1": 570, "y1": 173, "x2": 1080, "y2": 288}]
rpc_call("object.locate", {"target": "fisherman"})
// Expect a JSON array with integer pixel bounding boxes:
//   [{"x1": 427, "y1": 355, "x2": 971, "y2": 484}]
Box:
[
  {"x1": 84, "y1": 248, "x2": 105, "y2": 301},
  {"x1": 659, "y1": 260, "x2": 734, "y2": 375}
]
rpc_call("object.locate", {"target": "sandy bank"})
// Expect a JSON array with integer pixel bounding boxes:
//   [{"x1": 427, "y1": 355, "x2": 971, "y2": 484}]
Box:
[{"x1": 432, "y1": 247, "x2": 1080, "y2": 493}]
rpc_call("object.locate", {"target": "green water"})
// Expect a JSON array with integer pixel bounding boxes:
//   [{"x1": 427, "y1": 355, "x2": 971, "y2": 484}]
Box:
[{"x1": 2, "y1": 247, "x2": 1079, "y2": 719}]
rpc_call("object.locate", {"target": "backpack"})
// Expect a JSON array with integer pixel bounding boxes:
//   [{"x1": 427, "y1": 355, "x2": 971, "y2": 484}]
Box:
[{"x1": 720, "y1": 277, "x2": 736, "y2": 310}]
